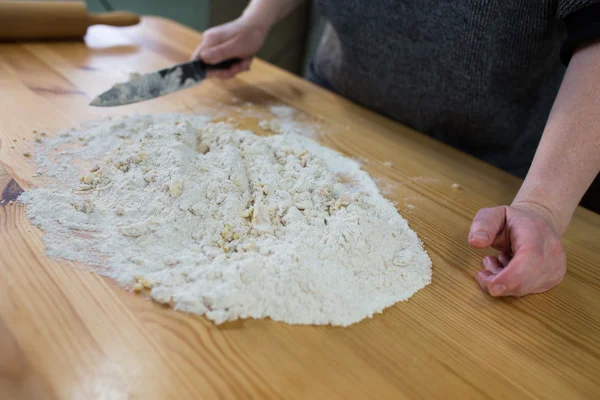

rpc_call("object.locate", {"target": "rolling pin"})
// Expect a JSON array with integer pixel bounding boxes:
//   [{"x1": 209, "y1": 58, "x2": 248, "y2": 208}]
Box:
[{"x1": 0, "y1": 1, "x2": 140, "y2": 40}]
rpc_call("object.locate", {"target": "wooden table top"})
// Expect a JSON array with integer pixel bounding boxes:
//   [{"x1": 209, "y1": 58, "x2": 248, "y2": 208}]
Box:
[{"x1": 1, "y1": 16, "x2": 599, "y2": 400}]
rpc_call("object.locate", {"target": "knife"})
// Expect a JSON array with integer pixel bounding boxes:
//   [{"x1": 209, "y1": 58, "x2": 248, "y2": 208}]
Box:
[{"x1": 90, "y1": 58, "x2": 241, "y2": 107}]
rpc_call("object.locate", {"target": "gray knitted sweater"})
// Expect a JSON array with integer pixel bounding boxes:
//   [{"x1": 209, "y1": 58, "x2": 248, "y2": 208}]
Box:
[{"x1": 309, "y1": 0, "x2": 599, "y2": 177}]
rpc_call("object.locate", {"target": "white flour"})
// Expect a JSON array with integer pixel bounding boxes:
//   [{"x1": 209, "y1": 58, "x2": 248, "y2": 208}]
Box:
[
  {"x1": 20, "y1": 114, "x2": 431, "y2": 326},
  {"x1": 259, "y1": 105, "x2": 320, "y2": 139}
]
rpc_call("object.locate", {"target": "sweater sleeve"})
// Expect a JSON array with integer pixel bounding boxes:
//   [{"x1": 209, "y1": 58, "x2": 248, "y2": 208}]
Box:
[
  {"x1": 558, "y1": 0, "x2": 600, "y2": 18},
  {"x1": 559, "y1": 1, "x2": 600, "y2": 65}
]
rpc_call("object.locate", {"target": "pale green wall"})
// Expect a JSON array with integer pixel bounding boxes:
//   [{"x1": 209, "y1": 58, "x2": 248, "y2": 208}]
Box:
[
  {"x1": 86, "y1": 0, "x2": 321, "y2": 76},
  {"x1": 86, "y1": 0, "x2": 209, "y2": 32}
]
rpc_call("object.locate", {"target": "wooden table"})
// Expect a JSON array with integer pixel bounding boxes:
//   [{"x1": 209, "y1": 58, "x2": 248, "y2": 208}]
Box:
[{"x1": 1, "y1": 17, "x2": 599, "y2": 400}]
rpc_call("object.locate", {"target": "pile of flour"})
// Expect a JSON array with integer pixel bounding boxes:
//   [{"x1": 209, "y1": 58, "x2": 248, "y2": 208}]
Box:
[{"x1": 20, "y1": 114, "x2": 431, "y2": 326}]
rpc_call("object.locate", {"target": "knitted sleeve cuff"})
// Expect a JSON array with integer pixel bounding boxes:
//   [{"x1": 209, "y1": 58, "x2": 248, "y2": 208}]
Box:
[{"x1": 560, "y1": 3, "x2": 600, "y2": 66}]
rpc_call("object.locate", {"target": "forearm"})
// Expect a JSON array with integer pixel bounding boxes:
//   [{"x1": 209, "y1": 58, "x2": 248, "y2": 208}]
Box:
[
  {"x1": 242, "y1": 0, "x2": 306, "y2": 27},
  {"x1": 514, "y1": 41, "x2": 600, "y2": 234}
]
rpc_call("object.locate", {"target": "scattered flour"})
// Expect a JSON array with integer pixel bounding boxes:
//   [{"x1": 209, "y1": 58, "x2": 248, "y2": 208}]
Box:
[
  {"x1": 20, "y1": 114, "x2": 431, "y2": 326},
  {"x1": 375, "y1": 177, "x2": 396, "y2": 197},
  {"x1": 258, "y1": 105, "x2": 319, "y2": 139},
  {"x1": 408, "y1": 176, "x2": 440, "y2": 184}
]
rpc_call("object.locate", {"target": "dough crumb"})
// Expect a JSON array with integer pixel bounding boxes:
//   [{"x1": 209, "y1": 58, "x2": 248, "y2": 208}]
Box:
[
  {"x1": 168, "y1": 179, "x2": 184, "y2": 198},
  {"x1": 72, "y1": 198, "x2": 94, "y2": 213},
  {"x1": 258, "y1": 119, "x2": 282, "y2": 133},
  {"x1": 196, "y1": 141, "x2": 210, "y2": 154}
]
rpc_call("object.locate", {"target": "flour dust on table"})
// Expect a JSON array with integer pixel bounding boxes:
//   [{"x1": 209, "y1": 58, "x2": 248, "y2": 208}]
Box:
[{"x1": 20, "y1": 113, "x2": 432, "y2": 326}]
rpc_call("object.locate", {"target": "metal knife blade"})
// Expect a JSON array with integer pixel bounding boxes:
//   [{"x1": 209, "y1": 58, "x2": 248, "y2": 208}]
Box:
[{"x1": 90, "y1": 58, "x2": 240, "y2": 107}]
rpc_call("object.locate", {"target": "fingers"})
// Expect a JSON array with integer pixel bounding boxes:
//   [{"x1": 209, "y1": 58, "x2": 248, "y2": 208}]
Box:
[
  {"x1": 239, "y1": 58, "x2": 252, "y2": 71},
  {"x1": 477, "y1": 256, "x2": 506, "y2": 296},
  {"x1": 471, "y1": 207, "x2": 512, "y2": 297},
  {"x1": 469, "y1": 206, "x2": 507, "y2": 249},
  {"x1": 190, "y1": 20, "x2": 255, "y2": 80},
  {"x1": 478, "y1": 245, "x2": 563, "y2": 298},
  {"x1": 498, "y1": 252, "x2": 511, "y2": 267},
  {"x1": 476, "y1": 270, "x2": 494, "y2": 294},
  {"x1": 483, "y1": 256, "x2": 504, "y2": 274},
  {"x1": 205, "y1": 57, "x2": 253, "y2": 80},
  {"x1": 201, "y1": 38, "x2": 247, "y2": 64},
  {"x1": 484, "y1": 251, "x2": 549, "y2": 297},
  {"x1": 195, "y1": 22, "x2": 259, "y2": 64},
  {"x1": 202, "y1": 23, "x2": 238, "y2": 48},
  {"x1": 491, "y1": 250, "x2": 565, "y2": 296},
  {"x1": 226, "y1": 57, "x2": 251, "y2": 75},
  {"x1": 192, "y1": 22, "x2": 238, "y2": 61},
  {"x1": 486, "y1": 252, "x2": 534, "y2": 297},
  {"x1": 476, "y1": 268, "x2": 507, "y2": 297},
  {"x1": 206, "y1": 69, "x2": 234, "y2": 80}
]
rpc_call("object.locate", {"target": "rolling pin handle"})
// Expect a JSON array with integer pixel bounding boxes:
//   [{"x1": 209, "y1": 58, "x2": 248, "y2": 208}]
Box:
[{"x1": 88, "y1": 11, "x2": 140, "y2": 27}]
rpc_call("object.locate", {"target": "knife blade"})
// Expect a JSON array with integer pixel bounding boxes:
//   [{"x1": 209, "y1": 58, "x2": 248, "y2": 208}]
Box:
[{"x1": 90, "y1": 58, "x2": 241, "y2": 107}]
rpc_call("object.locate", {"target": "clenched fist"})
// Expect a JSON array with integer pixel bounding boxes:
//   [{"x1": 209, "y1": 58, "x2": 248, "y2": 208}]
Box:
[{"x1": 468, "y1": 203, "x2": 566, "y2": 297}]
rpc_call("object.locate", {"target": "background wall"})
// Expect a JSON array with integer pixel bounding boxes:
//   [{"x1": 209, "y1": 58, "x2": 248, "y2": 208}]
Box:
[
  {"x1": 86, "y1": 0, "x2": 325, "y2": 76},
  {"x1": 86, "y1": 0, "x2": 210, "y2": 33}
]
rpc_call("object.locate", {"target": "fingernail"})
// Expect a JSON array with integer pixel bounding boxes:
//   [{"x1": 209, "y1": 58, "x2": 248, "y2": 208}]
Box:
[
  {"x1": 491, "y1": 284, "x2": 505, "y2": 295},
  {"x1": 201, "y1": 50, "x2": 213, "y2": 61},
  {"x1": 472, "y1": 231, "x2": 489, "y2": 242}
]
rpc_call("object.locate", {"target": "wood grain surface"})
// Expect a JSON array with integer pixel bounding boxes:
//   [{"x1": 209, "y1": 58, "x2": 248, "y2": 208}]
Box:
[{"x1": 0, "y1": 16, "x2": 599, "y2": 400}]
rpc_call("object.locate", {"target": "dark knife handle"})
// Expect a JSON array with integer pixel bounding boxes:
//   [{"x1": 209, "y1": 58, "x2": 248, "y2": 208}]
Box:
[
  {"x1": 185, "y1": 58, "x2": 243, "y2": 81},
  {"x1": 204, "y1": 58, "x2": 242, "y2": 70}
]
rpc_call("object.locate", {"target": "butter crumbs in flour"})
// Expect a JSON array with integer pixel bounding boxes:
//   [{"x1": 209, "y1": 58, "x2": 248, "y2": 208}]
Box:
[{"x1": 20, "y1": 113, "x2": 431, "y2": 326}]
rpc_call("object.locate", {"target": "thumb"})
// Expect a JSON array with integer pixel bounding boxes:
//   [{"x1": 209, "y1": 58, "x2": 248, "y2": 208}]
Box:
[
  {"x1": 468, "y1": 206, "x2": 506, "y2": 249},
  {"x1": 201, "y1": 39, "x2": 248, "y2": 64}
]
